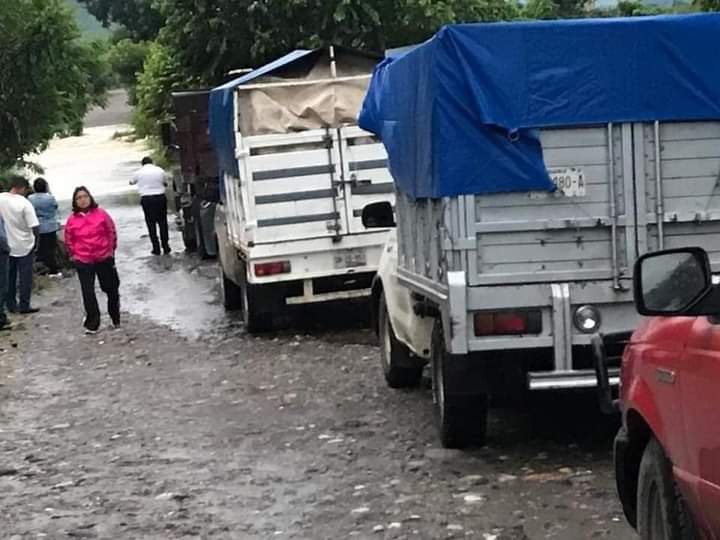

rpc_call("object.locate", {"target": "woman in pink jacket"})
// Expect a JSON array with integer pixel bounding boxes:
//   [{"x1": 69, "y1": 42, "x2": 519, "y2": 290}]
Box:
[{"x1": 64, "y1": 186, "x2": 120, "y2": 334}]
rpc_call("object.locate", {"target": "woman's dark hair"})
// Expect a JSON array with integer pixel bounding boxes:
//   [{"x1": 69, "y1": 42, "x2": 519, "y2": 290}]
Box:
[
  {"x1": 33, "y1": 177, "x2": 49, "y2": 193},
  {"x1": 72, "y1": 186, "x2": 98, "y2": 213}
]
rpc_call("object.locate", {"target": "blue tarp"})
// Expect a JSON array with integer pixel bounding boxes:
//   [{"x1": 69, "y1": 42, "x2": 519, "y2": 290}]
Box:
[
  {"x1": 209, "y1": 50, "x2": 312, "y2": 179},
  {"x1": 359, "y1": 14, "x2": 720, "y2": 198}
]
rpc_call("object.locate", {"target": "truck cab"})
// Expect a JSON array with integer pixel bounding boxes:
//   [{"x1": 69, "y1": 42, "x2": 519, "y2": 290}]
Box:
[{"x1": 595, "y1": 247, "x2": 720, "y2": 539}]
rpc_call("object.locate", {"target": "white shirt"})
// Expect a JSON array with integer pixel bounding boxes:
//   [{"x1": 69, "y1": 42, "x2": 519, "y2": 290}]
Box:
[
  {"x1": 130, "y1": 164, "x2": 167, "y2": 197},
  {"x1": 0, "y1": 193, "x2": 40, "y2": 257}
]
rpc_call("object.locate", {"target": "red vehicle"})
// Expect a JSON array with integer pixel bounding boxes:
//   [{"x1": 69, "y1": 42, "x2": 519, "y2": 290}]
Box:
[{"x1": 595, "y1": 247, "x2": 720, "y2": 540}]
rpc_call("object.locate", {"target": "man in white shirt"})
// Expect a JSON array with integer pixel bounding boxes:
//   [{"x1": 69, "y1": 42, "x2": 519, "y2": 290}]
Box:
[
  {"x1": 0, "y1": 214, "x2": 11, "y2": 329},
  {"x1": 0, "y1": 176, "x2": 40, "y2": 314},
  {"x1": 130, "y1": 157, "x2": 171, "y2": 255}
]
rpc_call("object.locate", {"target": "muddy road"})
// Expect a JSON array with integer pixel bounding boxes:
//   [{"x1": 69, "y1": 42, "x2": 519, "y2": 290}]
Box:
[{"x1": 0, "y1": 119, "x2": 635, "y2": 539}]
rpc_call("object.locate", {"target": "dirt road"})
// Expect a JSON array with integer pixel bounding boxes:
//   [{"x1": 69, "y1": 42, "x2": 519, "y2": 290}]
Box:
[{"x1": 0, "y1": 271, "x2": 633, "y2": 539}]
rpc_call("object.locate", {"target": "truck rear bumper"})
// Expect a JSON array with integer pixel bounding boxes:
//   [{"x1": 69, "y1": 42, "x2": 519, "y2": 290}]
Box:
[
  {"x1": 253, "y1": 271, "x2": 375, "y2": 306},
  {"x1": 286, "y1": 279, "x2": 371, "y2": 305},
  {"x1": 528, "y1": 368, "x2": 619, "y2": 390}
]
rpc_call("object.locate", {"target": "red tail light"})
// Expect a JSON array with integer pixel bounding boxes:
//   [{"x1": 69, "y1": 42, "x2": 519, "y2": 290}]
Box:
[
  {"x1": 254, "y1": 261, "x2": 291, "y2": 277},
  {"x1": 474, "y1": 310, "x2": 542, "y2": 336}
]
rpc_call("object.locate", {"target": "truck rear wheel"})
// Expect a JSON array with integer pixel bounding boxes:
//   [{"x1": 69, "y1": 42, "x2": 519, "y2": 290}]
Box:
[
  {"x1": 181, "y1": 210, "x2": 197, "y2": 252},
  {"x1": 431, "y1": 322, "x2": 488, "y2": 448},
  {"x1": 378, "y1": 295, "x2": 423, "y2": 388},
  {"x1": 219, "y1": 266, "x2": 242, "y2": 310},
  {"x1": 195, "y1": 219, "x2": 209, "y2": 259},
  {"x1": 242, "y1": 283, "x2": 277, "y2": 333},
  {"x1": 637, "y1": 438, "x2": 699, "y2": 540}
]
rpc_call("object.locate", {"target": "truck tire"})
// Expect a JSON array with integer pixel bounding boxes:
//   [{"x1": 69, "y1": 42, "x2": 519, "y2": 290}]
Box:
[
  {"x1": 378, "y1": 295, "x2": 423, "y2": 388},
  {"x1": 180, "y1": 204, "x2": 197, "y2": 252},
  {"x1": 431, "y1": 322, "x2": 489, "y2": 448},
  {"x1": 242, "y1": 282, "x2": 276, "y2": 333},
  {"x1": 195, "y1": 219, "x2": 209, "y2": 259},
  {"x1": 637, "y1": 438, "x2": 699, "y2": 540},
  {"x1": 182, "y1": 219, "x2": 197, "y2": 252},
  {"x1": 219, "y1": 266, "x2": 243, "y2": 310}
]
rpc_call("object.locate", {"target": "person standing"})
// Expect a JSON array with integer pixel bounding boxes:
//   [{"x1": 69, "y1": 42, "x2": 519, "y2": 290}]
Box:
[
  {"x1": 130, "y1": 156, "x2": 171, "y2": 255},
  {"x1": 0, "y1": 214, "x2": 11, "y2": 329},
  {"x1": 64, "y1": 187, "x2": 120, "y2": 334},
  {"x1": 0, "y1": 176, "x2": 40, "y2": 314},
  {"x1": 28, "y1": 177, "x2": 61, "y2": 277}
]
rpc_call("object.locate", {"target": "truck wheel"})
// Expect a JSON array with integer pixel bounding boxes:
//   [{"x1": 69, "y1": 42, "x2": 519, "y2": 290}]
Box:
[
  {"x1": 431, "y1": 322, "x2": 488, "y2": 449},
  {"x1": 637, "y1": 438, "x2": 699, "y2": 540},
  {"x1": 182, "y1": 219, "x2": 197, "y2": 252},
  {"x1": 195, "y1": 219, "x2": 209, "y2": 259},
  {"x1": 378, "y1": 295, "x2": 423, "y2": 388},
  {"x1": 219, "y1": 266, "x2": 243, "y2": 310},
  {"x1": 242, "y1": 282, "x2": 275, "y2": 333}
]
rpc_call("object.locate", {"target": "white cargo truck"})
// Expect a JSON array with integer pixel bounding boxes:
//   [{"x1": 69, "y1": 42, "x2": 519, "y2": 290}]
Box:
[
  {"x1": 209, "y1": 47, "x2": 394, "y2": 332},
  {"x1": 359, "y1": 15, "x2": 720, "y2": 447}
]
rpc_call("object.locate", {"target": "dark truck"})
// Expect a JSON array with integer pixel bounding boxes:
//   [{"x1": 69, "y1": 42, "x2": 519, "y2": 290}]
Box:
[{"x1": 161, "y1": 90, "x2": 220, "y2": 258}]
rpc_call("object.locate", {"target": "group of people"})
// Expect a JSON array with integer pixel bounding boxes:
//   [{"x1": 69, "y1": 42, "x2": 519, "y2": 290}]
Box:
[{"x1": 0, "y1": 156, "x2": 172, "y2": 335}]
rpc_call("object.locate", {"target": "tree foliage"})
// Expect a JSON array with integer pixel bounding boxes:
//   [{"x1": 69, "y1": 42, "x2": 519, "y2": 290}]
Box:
[
  {"x1": 153, "y1": 0, "x2": 523, "y2": 86},
  {"x1": 77, "y1": 0, "x2": 163, "y2": 41},
  {"x1": 0, "y1": 0, "x2": 111, "y2": 171},
  {"x1": 107, "y1": 38, "x2": 150, "y2": 103},
  {"x1": 89, "y1": 0, "x2": 697, "y2": 137},
  {"x1": 133, "y1": 42, "x2": 195, "y2": 137},
  {"x1": 694, "y1": 0, "x2": 720, "y2": 11}
]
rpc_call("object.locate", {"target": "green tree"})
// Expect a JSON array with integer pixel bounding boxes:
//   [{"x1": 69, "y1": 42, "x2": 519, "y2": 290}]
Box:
[
  {"x1": 77, "y1": 0, "x2": 163, "y2": 40},
  {"x1": 523, "y1": 0, "x2": 560, "y2": 19},
  {"x1": 0, "y1": 0, "x2": 111, "y2": 171},
  {"x1": 107, "y1": 38, "x2": 150, "y2": 103},
  {"x1": 128, "y1": 0, "x2": 523, "y2": 136},
  {"x1": 155, "y1": 0, "x2": 522, "y2": 85},
  {"x1": 133, "y1": 42, "x2": 194, "y2": 137},
  {"x1": 694, "y1": 0, "x2": 720, "y2": 10}
]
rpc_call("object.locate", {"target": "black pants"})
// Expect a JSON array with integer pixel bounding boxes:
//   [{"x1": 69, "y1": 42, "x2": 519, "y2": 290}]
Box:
[
  {"x1": 140, "y1": 195, "x2": 170, "y2": 253},
  {"x1": 37, "y1": 232, "x2": 59, "y2": 274},
  {"x1": 76, "y1": 258, "x2": 120, "y2": 331}
]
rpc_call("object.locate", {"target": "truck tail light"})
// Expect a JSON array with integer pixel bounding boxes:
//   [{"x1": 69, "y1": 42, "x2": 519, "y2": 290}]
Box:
[
  {"x1": 474, "y1": 310, "x2": 542, "y2": 336},
  {"x1": 254, "y1": 261, "x2": 291, "y2": 277}
]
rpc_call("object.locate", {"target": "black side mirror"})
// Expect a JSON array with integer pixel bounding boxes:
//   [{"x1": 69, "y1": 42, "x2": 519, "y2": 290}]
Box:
[
  {"x1": 634, "y1": 247, "x2": 717, "y2": 316},
  {"x1": 361, "y1": 201, "x2": 395, "y2": 228}
]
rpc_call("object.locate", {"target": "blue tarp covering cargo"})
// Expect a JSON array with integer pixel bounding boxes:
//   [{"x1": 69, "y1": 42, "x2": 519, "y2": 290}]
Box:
[{"x1": 358, "y1": 14, "x2": 720, "y2": 199}]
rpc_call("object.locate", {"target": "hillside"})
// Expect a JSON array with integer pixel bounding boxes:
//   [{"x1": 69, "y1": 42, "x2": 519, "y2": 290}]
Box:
[{"x1": 63, "y1": 0, "x2": 110, "y2": 39}]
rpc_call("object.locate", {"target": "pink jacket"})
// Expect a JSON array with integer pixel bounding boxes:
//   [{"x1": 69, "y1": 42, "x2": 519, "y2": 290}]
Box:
[{"x1": 64, "y1": 207, "x2": 117, "y2": 264}]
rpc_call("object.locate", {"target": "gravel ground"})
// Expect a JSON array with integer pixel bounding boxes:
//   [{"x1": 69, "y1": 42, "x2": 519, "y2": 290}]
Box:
[{"x1": 0, "y1": 264, "x2": 635, "y2": 540}]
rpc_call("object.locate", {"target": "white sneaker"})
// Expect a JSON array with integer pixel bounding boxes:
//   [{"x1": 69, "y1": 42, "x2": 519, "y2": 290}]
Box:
[
  {"x1": 48, "y1": 272, "x2": 63, "y2": 279},
  {"x1": 84, "y1": 328, "x2": 97, "y2": 335}
]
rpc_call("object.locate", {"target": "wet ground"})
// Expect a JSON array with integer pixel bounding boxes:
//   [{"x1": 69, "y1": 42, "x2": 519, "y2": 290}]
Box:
[{"x1": 0, "y1": 112, "x2": 637, "y2": 538}]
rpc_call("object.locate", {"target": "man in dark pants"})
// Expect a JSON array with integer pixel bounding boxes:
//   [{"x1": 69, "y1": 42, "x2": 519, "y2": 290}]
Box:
[
  {"x1": 130, "y1": 157, "x2": 171, "y2": 255},
  {"x1": 0, "y1": 176, "x2": 40, "y2": 314}
]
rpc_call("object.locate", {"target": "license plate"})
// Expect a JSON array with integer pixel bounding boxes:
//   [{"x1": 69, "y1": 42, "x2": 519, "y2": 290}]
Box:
[
  {"x1": 549, "y1": 167, "x2": 586, "y2": 197},
  {"x1": 334, "y1": 249, "x2": 367, "y2": 269}
]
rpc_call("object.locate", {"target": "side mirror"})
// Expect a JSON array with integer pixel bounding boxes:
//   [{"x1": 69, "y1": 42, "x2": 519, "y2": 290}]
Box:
[
  {"x1": 362, "y1": 201, "x2": 395, "y2": 228},
  {"x1": 634, "y1": 247, "x2": 716, "y2": 316}
]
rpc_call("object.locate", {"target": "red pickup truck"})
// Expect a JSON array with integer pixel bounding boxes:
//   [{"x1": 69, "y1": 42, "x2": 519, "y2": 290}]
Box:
[{"x1": 595, "y1": 247, "x2": 720, "y2": 540}]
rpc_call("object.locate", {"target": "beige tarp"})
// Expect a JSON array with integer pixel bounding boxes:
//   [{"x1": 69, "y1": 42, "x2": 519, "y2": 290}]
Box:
[
  {"x1": 234, "y1": 48, "x2": 379, "y2": 136},
  {"x1": 235, "y1": 76, "x2": 371, "y2": 136}
]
